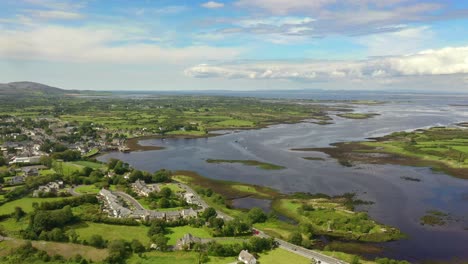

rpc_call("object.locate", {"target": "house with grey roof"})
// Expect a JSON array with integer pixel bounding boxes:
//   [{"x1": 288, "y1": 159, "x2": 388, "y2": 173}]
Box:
[
  {"x1": 238, "y1": 250, "x2": 257, "y2": 264},
  {"x1": 174, "y1": 233, "x2": 202, "y2": 250},
  {"x1": 132, "y1": 180, "x2": 158, "y2": 197}
]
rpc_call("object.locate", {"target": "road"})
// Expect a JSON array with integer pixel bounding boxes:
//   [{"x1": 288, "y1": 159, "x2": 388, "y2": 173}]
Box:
[
  {"x1": 254, "y1": 229, "x2": 346, "y2": 264},
  {"x1": 77, "y1": 182, "x2": 345, "y2": 263},
  {"x1": 114, "y1": 191, "x2": 146, "y2": 211}
]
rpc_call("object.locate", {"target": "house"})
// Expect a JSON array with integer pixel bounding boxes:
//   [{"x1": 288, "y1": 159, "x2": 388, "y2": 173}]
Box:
[
  {"x1": 32, "y1": 181, "x2": 64, "y2": 197},
  {"x1": 238, "y1": 250, "x2": 257, "y2": 264},
  {"x1": 7, "y1": 176, "x2": 25, "y2": 185},
  {"x1": 21, "y1": 165, "x2": 47, "y2": 177},
  {"x1": 184, "y1": 193, "x2": 202, "y2": 207},
  {"x1": 181, "y1": 208, "x2": 198, "y2": 219},
  {"x1": 174, "y1": 233, "x2": 202, "y2": 250},
  {"x1": 165, "y1": 211, "x2": 181, "y2": 221},
  {"x1": 98, "y1": 189, "x2": 132, "y2": 218},
  {"x1": 132, "y1": 180, "x2": 157, "y2": 197},
  {"x1": 9, "y1": 156, "x2": 41, "y2": 165}
]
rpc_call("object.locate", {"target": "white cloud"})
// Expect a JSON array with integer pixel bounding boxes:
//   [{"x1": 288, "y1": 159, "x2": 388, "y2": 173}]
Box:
[
  {"x1": 23, "y1": 0, "x2": 85, "y2": 11},
  {"x1": 356, "y1": 26, "x2": 435, "y2": 56},
  {"x1": 201, "y1": 1, "x2": 225, "y2": 9},
  {"x1": 235, "y1": 0, "x2": 334, "y2": 15},
  {"x1": 0, "y1": 26, "x2": 243, "y2": 64},
  {"x1": 185, "y1": 46, "x2": 468, "y2": 82},
  {"x1": 25, "y1": 10, "x2": 83, "y2": 20}
]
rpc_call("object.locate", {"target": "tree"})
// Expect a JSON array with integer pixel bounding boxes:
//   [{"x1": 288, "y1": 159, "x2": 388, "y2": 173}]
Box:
[
  {"x1": 48, "y1": 228, "x2": 69, "y2": 242},
  {"x1": 247, "y1": 207, "x2": 267, "y2": 224},
  {"x1": 147, "y1": 219, "x2": 166, "y2": 237},
  {"x1": 81, "y1": 167, "x2": 93, "y2": 177},
  {"x1": 158, "y1": 198, "x2": 170, "y2": 208},
  {"x1": 289, "y1": 232, "x2": 302, "y2": 246},
  {"x1": 39, "y1": 156, "x2": 53, "y2": 168},
  {"x1": 351, "y1": 256, "x2": 361, "y2": 264},
  {"x1": 68, "y1": 229, "x2": 79, "y2": 243},
  {"x1": 159, "y1": 187, "x2": 172, "y2": 198},
  {"x1": 201, "y1": 207, "x2": 217, "y2": 220},
  {"x1": 130, "y1": 239, "x2": 145, "y2": 254},
  {"x1": 151, "y1": 234, "x2": 169, "y2": 251},
  {"x1": 107, "y1": 240, "x2": 131, "y2": 264},
  {"x1": 152, "y1": 169, "x2": 172, "y2": 183},
  {"x1": 13, "y1": 206, "x2": 26, "y2": 221},
  {"x1": 89, "y1": 234, "x2": 106, "y2": 248},
  {"x1": 0, "y1": 156, "x2": 6, "y2": 166}
]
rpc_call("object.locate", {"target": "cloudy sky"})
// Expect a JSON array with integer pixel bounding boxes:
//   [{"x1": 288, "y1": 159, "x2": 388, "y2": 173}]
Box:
[{"x1": 1, "y1": 0, "x2": 468, "y2": 91}]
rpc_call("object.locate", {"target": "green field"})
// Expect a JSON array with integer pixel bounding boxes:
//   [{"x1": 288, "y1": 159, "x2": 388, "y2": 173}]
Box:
[
  {"x1": 74, "y1": 185, "x2": 100, "y2": 194},
  {"x1": 73, "y1": 222, "x2": 151, "y2": 245},
  {"x1": 128, "y1": 251, "x2": 233, "y2": 264},
  {"x1": 166, "y1": 226, "x2": 212, "y2": 245},
  {"x1": 71, "y1": 160, "x2": 104, "y2": 169},
  {"x1": 0, "y1": 197, "x2": 70, "y2": 214},
  {"x1": 257, "y1": 248, "x2": 311, "y2": 264}
]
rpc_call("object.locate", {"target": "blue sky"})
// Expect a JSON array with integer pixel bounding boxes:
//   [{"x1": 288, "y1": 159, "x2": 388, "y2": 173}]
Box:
[{"x1": 1, "y1": 0, "x2": 468, "y2": 91}]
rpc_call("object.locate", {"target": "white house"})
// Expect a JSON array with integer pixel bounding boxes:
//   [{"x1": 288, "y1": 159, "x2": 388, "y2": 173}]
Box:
[{"x1": 238, "y1": 250, "x2": 257, "y2": 264}]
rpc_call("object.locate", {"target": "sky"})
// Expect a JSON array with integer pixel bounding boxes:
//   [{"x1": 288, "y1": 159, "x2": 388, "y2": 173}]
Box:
[{"x1": 1, "y1": 0, "x2": 468, "y2": 91}]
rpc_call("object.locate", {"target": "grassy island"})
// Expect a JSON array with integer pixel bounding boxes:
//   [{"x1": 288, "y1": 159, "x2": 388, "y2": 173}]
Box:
[
  {"x1": 337, "y1": 113, "x2": 380, "y2": 119},
  {"x1": 206, "y1": 159, "x2": 286, "y2": 170},
  {"x1": 296, "y1": 127, "x2": 468, "y2": 179}
]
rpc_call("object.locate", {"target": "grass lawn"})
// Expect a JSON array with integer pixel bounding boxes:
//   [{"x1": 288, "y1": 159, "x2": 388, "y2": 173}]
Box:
[
  {"x1": 71, "y1": 160, "x2": 104, "y2": 169},
  {"x1": 83, "y1": 148, "x2": 100, "y2": 158},
  {"x1": 74, "y1": 185, "x2": 100, "y2": 194},
  {"x1": 159, "y1": 183, "x2": 185, "y2": 194},
  {"x1": 128, "y1": 251, "x2": 234, "y2": 264},
  {"x1": 73, "y1": 222, "x2": 151, "y2": 245},
  {"x1": 257, "y1": 248, "x2": 311, "y2": 264},
  {"x1": 212, "y1": 119, "x2": 255, "y2": 127},
  {"x1": 320, "y1": 250, "x2": 375, "y2": 264},
  {"x1": 0, "y1": 197, "x2": 70, "y2": 214},
  {"x1": 166, "y1": 226, "x2": 212, "y2": 245}
]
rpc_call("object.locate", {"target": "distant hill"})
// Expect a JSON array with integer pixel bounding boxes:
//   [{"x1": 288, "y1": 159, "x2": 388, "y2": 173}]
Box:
[{"x1": 0, "y1": 81, "x2": 75, "y2": 97}]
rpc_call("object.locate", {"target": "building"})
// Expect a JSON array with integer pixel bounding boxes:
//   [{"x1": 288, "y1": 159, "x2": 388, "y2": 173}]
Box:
[
  {"x1": 7, "y1": 176, "x2": 25, "y2": 185},
  {"x1": 21, "y1": 165, "x2": 47, "y2": 177},
  {"x1": 33, "y1": 181, "x2": 64, "y2": 197},
  {"x1": 132, "y1": 180, "x2": 158, "y2": 197},
  {"x1": 174, "y1": 233, "x2": 202, "y2": 250},
  {"x1": 238, "y1": 250, "x2": 257, "y2": 264},
  {"x1": 184, "y1": 193, "x2": 198, "y2": 204},
  {"x1": 9, "y1": 156, "x2": 41, "y2": 165},
  {"x1": 98, "y1": 189, "x2": 132, "y2": 218},
  {"x1": 181, "y1": 208, "x2": 198, "y2": 219}
]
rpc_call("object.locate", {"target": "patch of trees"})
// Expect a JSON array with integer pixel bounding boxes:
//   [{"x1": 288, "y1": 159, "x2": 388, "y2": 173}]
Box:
[
  {"x1": 22, "y1": 206, "x2": 76, "y2": 240},
  {"x1": 51, "y1": 150, "x2": 81, "y2": 161},
  {"x1": 37, "y1": 195, "x2": 98, "y2": 210},
  {"x1": 375, "y1": 258, "x2": 411, "y2": 264},
  {"x1": 198, "y1": 236, "x2": 277, "y2": 258}
]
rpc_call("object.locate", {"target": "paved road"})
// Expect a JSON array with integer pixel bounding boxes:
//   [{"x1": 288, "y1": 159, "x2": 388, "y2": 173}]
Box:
[
  {"x1": 114, "y1": 191, "x2": 146, "y2": 211},
  {"x1": 254, "y1": 229, "x2": 346, "y2": 264}
]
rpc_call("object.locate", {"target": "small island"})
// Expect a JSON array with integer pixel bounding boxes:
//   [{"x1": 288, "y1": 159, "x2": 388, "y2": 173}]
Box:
[
  {"x1": 294, "y1": 127, "x2": 468, "y2": 179},
  {"x1": 337, "y1": 113, "x2": 380, "y2": 119},
  {"x1": 206, "y1": 159, "x2": 286, "y2": 170}
]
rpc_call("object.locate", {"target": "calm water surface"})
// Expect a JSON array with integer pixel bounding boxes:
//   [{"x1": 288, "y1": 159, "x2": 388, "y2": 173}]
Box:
[{"x1": 99, "y1": 94, "x2": 468, "y2": 262}]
